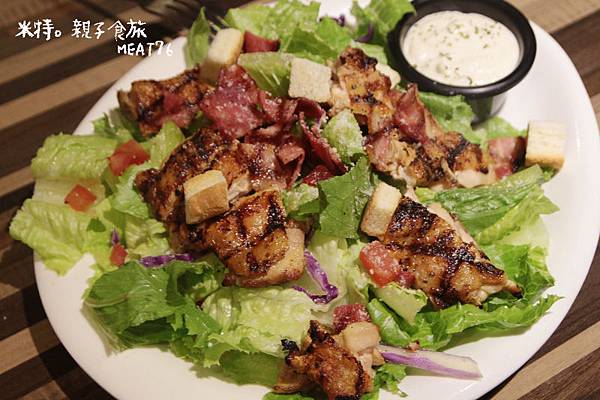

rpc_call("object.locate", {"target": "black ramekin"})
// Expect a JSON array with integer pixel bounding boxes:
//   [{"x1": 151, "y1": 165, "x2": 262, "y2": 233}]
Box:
[{"x1": 388, "y1": 0, "x2": 537, "y2": 122}]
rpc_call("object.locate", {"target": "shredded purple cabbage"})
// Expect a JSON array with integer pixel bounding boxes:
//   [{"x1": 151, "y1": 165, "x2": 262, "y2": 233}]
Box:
[
  {"x1": 111, "y1": 229, "x2": 120, "y2": 246},
  {"x1": 356, "y1": 24, "x2": 374, "y2": 43},
  {"x1": 293, "y1": 251, "x2": 339, "y2": 304},
  {"x1": 140, "y1": 253, "x2": 195, "y2": 268}
]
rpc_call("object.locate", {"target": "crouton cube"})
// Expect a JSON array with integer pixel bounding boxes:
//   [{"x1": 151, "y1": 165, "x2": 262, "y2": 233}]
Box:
[
  {"x1": 361, "y1": 182, "x2": 402, "y2": 238},
  {"x1": 376, "y1": 63, "x2": 401, "y2": 88},
  {"x1": 288, "y1": 58, "x2": 332, "y2": 103},
  {"x1": 525, "y1": 121, "x2": 566, "y2": 170},
  {"x1": 200, "y1": 28, "x2": 244, "y2": 83},
  {"x1": 184, "y1": 170, "x2": 229, "y2": 224}
]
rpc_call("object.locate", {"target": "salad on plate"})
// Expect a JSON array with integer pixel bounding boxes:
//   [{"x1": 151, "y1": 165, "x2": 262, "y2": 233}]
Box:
[{"x1": 10, "y1": 1, "x2": 566, "y2": 399}]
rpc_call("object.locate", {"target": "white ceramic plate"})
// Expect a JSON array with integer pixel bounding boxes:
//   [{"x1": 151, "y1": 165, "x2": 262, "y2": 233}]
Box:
[{"x1": 35, "y1": 1, "x2": 600, "y2": 399}]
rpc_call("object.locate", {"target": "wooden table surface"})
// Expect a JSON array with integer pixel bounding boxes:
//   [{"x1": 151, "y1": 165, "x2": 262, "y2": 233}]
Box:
[{"x1": 0, "y1": 0, "x2": 599, "y2": 399}]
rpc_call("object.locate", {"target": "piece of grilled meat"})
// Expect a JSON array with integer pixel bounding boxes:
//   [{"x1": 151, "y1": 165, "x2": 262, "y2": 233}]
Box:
[
  {"x1": 381, "y1": 196, "x2": 521, "y2": 308},
  {"x1": 281, "y1": 321, "x2": 373, "y2": 400},
  {"x1": 334, "y1": 47, "x2": 497, "y2": 188},
  {"x1": 135, "y1": 128, "x2": 305, "y2": 287},
  {"x1": 118, "y1": 66, "x2": 212, "y2": 138}
]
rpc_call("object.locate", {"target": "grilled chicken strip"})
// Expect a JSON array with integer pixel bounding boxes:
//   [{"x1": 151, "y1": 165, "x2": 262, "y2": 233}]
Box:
[
  {"x1": 333, "y1": 47, "x2": 500, "y2": 188},
  {"x1": 135, "y1": 128, "x2": 251, "y2": 225},
  {"x1": 118, "y1": 67, "x2": 212, "y2": 138},
  {"x1": 381, "y1": 196, "x2": 521, "y2": 307},
  {"x1": 135, "y1": 129, "x2": 305, "y2": 287},
  {"x1": 281, "y1": 321, "x2": 373, "y2": 400}
]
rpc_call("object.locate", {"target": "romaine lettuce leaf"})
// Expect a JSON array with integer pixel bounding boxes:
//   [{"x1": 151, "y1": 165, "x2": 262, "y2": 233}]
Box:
[
  {"x1": 224, "y1": 4, "x2": 271, "y2": 34},
  {"x1": 419, "y1": 91, "x2": 476, "y2": 141},
  {"x1": 85, "y1": 260, "x2": 221, "y2": 348},
  {"x1": 220, "y1": 351, "x2": 282, "y2": 386},
  {"x1": 226, "y1": 0, "x2": 320, "y2": 44},
  {"x1": 92, "y1": 114, "x2": 134, "y2": 142},
  {"x1": 124, "y1": 215, "x2": 170, "y2": 258},
  {"x1": 475, "y1": 116, "x2": 526, "y2": 144},
  {"x1": 201, "y1": 286, "x2": 316, "y2": 366},
  {"x1": 369, "y1": 294, "x2": 559, "y2": 350},
  {"x1": 9, "y1": 199, "x2": 110, "y2": 274},
  {"x1": 281, "y1": 14, "x2": 355, "y2": 63},
  {"x1": 362, "y1": 364, "x2": 407, "y2": 400},
  {"x1": 143, "y1": 121, "x2": 186, "y2": 168},
  {"x1": 416, "y1": 166, "x2": 556, "y2": 242},
  {"x1": 31, "y1": 134, "x2": 117, "y2": 180},
  {"x1": 318, "y1": 157, "x2": 378, "y2": 239},
  {"x1": 238, "y1": 52, "x2": 294, "y2": 97},
  {"x1": 351, "y1": 0, "x2": 415, "y2": 46},
  {"x1": 185, "y1": 7, "x2": 211, "y2": 66},
  {"x1": 321, "y1": 109, "x2": 365, "y2": 164},
  {"x1": 283, "y1": 183, "x2": 320, "y2": 220},
  {"x1": 352, "y1": 42, "x2": 388, "y2": 64}
]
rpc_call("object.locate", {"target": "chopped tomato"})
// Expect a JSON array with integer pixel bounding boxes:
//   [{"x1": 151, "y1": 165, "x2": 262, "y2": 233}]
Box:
[
  {"x1": 64, "y1": 184, "x2": 97, "y2": 212},
  {"x1": 108, "y1": 140, "x2": 150, "y2": 176},
  {"x1": 333, "y1": 304, "x2": 371, "y2": 333},
  {"x1": 303, "y1": 165, "x2": 334, "y2": 186},
  {"x1": 359, "y1": 241, "x2": 403, "y2": 287},
  {"x1": 110, "y1": 243, "x2": 127, "y2": 266}
]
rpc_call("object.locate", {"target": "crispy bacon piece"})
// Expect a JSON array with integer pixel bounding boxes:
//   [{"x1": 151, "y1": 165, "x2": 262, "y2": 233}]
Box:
[
  {"x1": 199, "y1": 65, "x2": 265, "y2": 138},
  {"x1": 117, "y1": 67, "x2": 211, "y2": 138},
  {"x1": 243, "y1": 31, "x2": 280, "y2": 53},
  {"x1": 303, "y1": 165, "x2": 334, "y2": 186},
  {"x1": 488, "y1": 136, "x2": 526, "y2": 179},
  {"x1": 381, "y1": 196, "x2": 521, "y2": 308},
  {"x1": 333, "y1": 304, "x2": 371, "y2": 333},
  {"x1": 299, "y1": 114, "x2": 347, "y2": 175},
  {"x1": 281, "y1": 321, "x2": 372, "y2": 400}
]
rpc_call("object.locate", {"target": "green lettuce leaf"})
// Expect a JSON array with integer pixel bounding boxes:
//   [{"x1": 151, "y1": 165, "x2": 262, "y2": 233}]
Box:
[
  {"x1": 124, "y1": 215, "x2": 170, "y2": 258},
  {"x1": 92, "y1": 114, "x2": 134, "y2": 142},
  {"x1": 351, "y1": 0, "x2": 415, "y2": 46},
  {"x1": 201, "y1": 286, "x2": 316, "y2": 366},
  {"x1": 31, "y1": 134, "x2": 117, "y2": 180},
  {"x1": 226, "y1": 0, "x2": 320, "y2": 44},
  {"x1": 367, "y1": 299, "x2": 411, "y2": 347},
  {"x1": 262, "y1": 0, "x2": 320, "y2": 43},
  {"x1": 419, "y1": 92, "x2": 476, "y2": 141},
  {"x1": 283, "y1": 183, "x2": 320, "y2": 220},
  {"x1": 109, "y1": 122, "x2": 185, "y2": 219},
  {"x1": 475, "y1": 116, "x2": 526, "y2": 144},
  {"x1": 282, "y1": 18, "x2": 352, "y2": 63},
  {"x1": 353, "y1": 42, "x2": 388, "y2": 64},
  {"x1": 318, "y1": 157, "x2": 378, "y2": 239},
  {"x1": 362, "y1": 364, "x2": 407, "y2": 400},
  {"x1": 220, "y1": 351, "x2": 282, "y2": 386},
  {"x1": 224, "y1": 4, "x2": 271, "y2": 34},
  {"x1": 9, "y1": 199, "x2": 110, "y2": 274},
  {"x1": 416, "y1": 166, "x2": 557, "y2": 243},
  {"x1": 238, "y1": 52, "x2": 294, "y2": 97},
  {"x1": 85, "y1": 260, "x2": 221, "y2": 348},
  {"x1": 482, "y1": 244, "x2": 554, "y2": 302},
  {"x1": 185, "y1": 8, "x2": 211, "y2": 66},
  {"x1": 321, "y1": 109, "x2": 365, "y2": 164}
]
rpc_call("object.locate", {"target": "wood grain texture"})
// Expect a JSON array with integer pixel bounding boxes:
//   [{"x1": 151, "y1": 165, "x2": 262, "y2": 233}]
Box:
[{"x1": 0, "y1": 1, "x2": 598, "y2": 400}]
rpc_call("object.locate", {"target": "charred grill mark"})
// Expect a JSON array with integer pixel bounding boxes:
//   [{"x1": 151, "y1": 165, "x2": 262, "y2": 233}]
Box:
[
  {"x1": 267, "y1": 194, "x2": 286, "y2": 234},
  {"x1": 446, "y1": 136, "x2": 469, "y2": 169}
]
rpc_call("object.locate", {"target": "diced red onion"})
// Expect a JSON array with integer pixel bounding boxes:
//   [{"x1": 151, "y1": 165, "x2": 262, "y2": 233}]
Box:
[
  {"x1": 378, "y1": 345, "x2": 482, "y2": 380},
  {"x1": 356, "y1": 24, "x2": 374, "y2": 43},
  {"x1": 111, "y1": 229, "x2": 120, "y2": 246},
  {"x1": 140, "y1": 253, "x2": 195, "y2": 268},
  {"x1": 293, "y1": 251, "x2": 339, "y2": 304}
]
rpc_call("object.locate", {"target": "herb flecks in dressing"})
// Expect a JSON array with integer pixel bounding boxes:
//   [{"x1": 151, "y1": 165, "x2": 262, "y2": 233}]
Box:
[{"x1": 402, "y1": 11, "x2": 520, "y2": 87}]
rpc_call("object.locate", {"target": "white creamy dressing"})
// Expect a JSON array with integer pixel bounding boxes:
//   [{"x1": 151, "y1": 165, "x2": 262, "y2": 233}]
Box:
[{"x1": 402, "y1": 11, "x2": 520, "y2": 87}]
